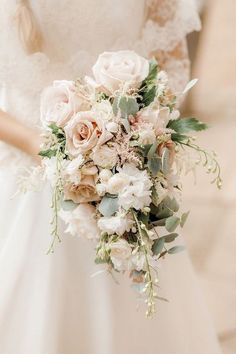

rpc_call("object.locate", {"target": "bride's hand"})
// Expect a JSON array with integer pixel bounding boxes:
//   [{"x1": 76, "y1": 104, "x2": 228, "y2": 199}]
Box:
[{"x1": 0, "y1": 109, "x2": 42, "y2": 164}]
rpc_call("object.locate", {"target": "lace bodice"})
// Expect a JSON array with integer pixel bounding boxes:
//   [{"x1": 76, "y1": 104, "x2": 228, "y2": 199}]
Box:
[{"x1": 0, "y1": 0, "x2": 200, "y2": 166}]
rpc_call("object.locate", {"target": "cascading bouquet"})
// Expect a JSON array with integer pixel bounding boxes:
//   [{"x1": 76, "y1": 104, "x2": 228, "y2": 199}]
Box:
[{"x1": 38, "y1": 50, "x2": 221, "y2": 317}]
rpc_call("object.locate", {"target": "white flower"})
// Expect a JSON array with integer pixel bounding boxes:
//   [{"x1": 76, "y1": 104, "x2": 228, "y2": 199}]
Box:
[
  {"x1": 98, "y1": 213, "x2": 133, "y2": 236},
  {"x1": 60, "y1": 204, "x2": 99, "y2": 239},
  {"x1": 92, "y1": 51, "x2": 149, "y2": 94},
  {"x1": 113, "y1": 164, "x2": 153, "y2": 211},
  {"x1": 91, "y1": 145, "x2": 118, "y2": 169},
  {"x1": 41, "y1": 80, "x2": 89, "y2": 128},
  {"x1": 130, "y1": 252, "x2": 146, "y2": 271},
  {"x1": 109, "y1": 239, "x2": 132, "y2": 271},
  {"x1": 99, "y1": 169, "x2": 113, "y2": 182},
  {"x1": 106, "y1": 173, "x2": 130, "y2": 195}
]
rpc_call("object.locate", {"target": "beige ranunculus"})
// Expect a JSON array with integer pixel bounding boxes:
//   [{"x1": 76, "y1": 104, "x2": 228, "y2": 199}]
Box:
[
  {"x1": 65, "y1": 111, "x2": 113, "y2": 157},
  {"x1": 64, "y1": 165, "x2": 100, "y2": 203},
  {"x1": 41, "y1": 80, "x2": 89, "y2": 128},
  {"x1": 92, "y1": 50, "x2": 149, "y2": 94}
]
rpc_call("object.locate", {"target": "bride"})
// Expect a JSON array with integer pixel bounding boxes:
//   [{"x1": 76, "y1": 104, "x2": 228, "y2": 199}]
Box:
[{"x1": 0, "y1": 1, "x2": 222, "y2": 353}]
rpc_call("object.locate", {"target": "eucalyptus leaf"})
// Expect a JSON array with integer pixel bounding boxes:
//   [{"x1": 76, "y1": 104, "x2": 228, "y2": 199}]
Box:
[
  {"x1": 147, "y1": 142, "x2": 158, "y2": 159},
  {"x1": 162, "y1": 148, "x2": 170, "y2": 174},
  {"x1": 118, "y1": 96, "x2": 139, "y2": 119},
  {"x1": 168, "y1": 245, "x2": 185, "y2": 254},
  {"x1": 180, "y1": 211, "x2": 190, "y2": 228},
  {"x1": 61, "y1": 199, "x2": 77, "y2": 211},
  {"x1": 162, "y1": 233, "x2": 179, "y2": 243},
  {"x1": 98, "y1": 195, "x2": 119, "y2": 217},
  {"x1": 152, "y1": 237, "x2": 165, "y2": 255},
  {"x1": 148, "y1": 155, "x2": 162, "y2": 176},
  {"x1": 182, "y1": 78, "x2": 198, "y2": 94},
  {"x1": 165, "y1": 216, "x2": 180, "y2": 233}
]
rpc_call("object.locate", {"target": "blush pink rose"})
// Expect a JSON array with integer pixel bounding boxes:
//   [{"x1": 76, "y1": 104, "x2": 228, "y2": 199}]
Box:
[{"x1": 64, "y1": 111, "x2": 113, "y2": 156}]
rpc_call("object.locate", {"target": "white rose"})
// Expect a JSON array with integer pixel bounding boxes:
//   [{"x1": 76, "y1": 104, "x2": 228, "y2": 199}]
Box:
[
  {"x1": 60, "y1": 204, "x2": 99, "y2": 239},
  {"x1": 91, "y1": 145, "x2": 118, "y2": 169},
  {"x1": 65, "y1": 111, "x2": 113, "y2": 156},
  {"x1": 98, "y1": 214, "x2": 133, "y2": 236},
  {"x1": 41, "y1": 80, "x2": 89, "y2": 128},
  {"x1": 109, "y1": 239, "x2": 132, "y2": 271},
  {"x1": 92, "y1": 51, "x2": 149, "y2": 93}
]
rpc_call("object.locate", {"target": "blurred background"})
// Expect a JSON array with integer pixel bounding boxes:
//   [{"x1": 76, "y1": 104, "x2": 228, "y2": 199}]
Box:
[{"x1": 183, "y1": 0, "x2": 236, "y2": 353}]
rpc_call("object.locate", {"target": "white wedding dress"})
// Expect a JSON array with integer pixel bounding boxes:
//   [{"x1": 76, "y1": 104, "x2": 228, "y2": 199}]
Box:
[{"x1": 0, "y1": 1, "x2": 222, "y2": 353}]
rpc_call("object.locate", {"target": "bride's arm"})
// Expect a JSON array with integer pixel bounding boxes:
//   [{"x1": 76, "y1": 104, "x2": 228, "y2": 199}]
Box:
[{"x1": 0, "y1": 109, "x2": 41, "y2": 162}]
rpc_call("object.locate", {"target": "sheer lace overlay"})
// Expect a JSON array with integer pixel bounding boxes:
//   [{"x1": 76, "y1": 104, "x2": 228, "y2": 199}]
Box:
[{"x1": 0, "y1": 0, "x2": 200, "y2": 167}]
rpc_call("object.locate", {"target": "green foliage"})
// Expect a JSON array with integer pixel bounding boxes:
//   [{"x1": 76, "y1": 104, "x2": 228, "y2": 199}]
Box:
[
  {"x1": 61, "y1": 199, "x2": 77, "y2": 211},
  {"x1": 165, "y1": 216, "x2": 180, "y2": 232},
  {"x1": 138, "y1": 59, "x2": 158, "y2": 107},
  {"x1": 152, "y1": 237, "x2": 165, "y2": 255},
  {"x1": 98, "y1": 195, "x2": 119, "y2": 217},
  {"x1": 112, "y1": 96, "x2": 139, "y2": 133},
  {"x1": 168, "y1": 245, "x2": 185, "y2": 254},
  {"x1": 39, "y1": 149, "x2": 57, "y2": 158},
  {"x1": 180, "y1": 211, "x2": 190, "y2": 227},
  {"x1": 148, "y1": 155, "x2": 162, "y2": 176},
  {"x1": 167, "y1": 118, "x2": 208, "y2": 134}
]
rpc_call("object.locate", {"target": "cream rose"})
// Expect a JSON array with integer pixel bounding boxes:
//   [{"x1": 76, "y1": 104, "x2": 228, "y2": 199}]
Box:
[
  {"x1": 65, "y1": 111, "x2": 113, "y2": 156},
  {"x1": 41, "y1": 80, "x2": 89, "y2": 128},
  {"x1": 64, "y1": 165, "x2": 100, "y2": 203},
  {"x1": 92, "y1": 51, "x2": 149, "y2": 94}
]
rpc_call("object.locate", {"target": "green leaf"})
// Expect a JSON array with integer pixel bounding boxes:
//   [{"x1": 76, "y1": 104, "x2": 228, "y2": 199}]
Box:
[
  {"x1": 165, "y1": 216, "x2": 180, "y2": 232},
  {"x1": 152, "y1": 237, "x2": 165, "y2": 255},
  {"x1": 161, "y1": 148, "x2": 170, "y2": 174},
  {"x1": 113, "y1": 96, "x2": 139, "y2": 119},
  {"x1": 168, "y1": 245, "x2": 185, "y2": 254},
  {"x1": 171, "y1": 133, "x2": 189, "y2": 143},
  {"x1": 98, "y1": 195, "x2": 119, "y2": 217},
  {"x1": 61, "y1": 199, "x2": 77, "y2": 211},
  {"x1": 167, "y1": 118, "x2": 208, "y2": 134},
  {"x1": 148, "y1": 155, "x2": 162, "y2": 176},
  {"x1": 142, "y1": 86, "x2": 157, "y2": 107},
  {"x1": 146, "y1": 59, "x2": 158, "y2": 83},
  {"x1": 162, "y1": 233, "x2": 179, "y2": 243},
  {"x1": 180, "y1": 211, "x2": 190, "y2": 228},
  {"x1": 39, "y1": 149, "x2": 57, "y2": 158},
  {"x1": 147, "y1": 142, "x2": 158, "y2": 159}
]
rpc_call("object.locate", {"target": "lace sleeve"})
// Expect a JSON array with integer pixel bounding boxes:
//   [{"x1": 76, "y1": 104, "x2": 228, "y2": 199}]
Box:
[{"x1": 139, "y1": 0, "x2": 201, "y2": 93}]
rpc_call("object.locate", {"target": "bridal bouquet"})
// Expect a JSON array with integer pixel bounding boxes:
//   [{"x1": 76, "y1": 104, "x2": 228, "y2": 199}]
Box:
[{"x1": 38, "y1": 50, "x2": 221, "y2": 317}]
